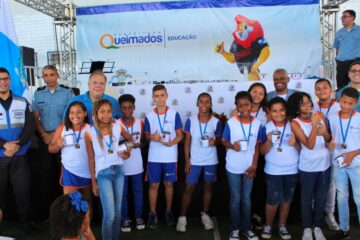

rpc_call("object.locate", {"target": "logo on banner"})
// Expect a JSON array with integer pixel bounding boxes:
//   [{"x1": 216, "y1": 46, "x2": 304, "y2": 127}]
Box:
[
  {"x1": 139, "y1": 88, "x2": 146, "y2": 95},
  {"x1": 218, "y1": 97, "x2": 224, "y2": 104},
  {"x1": 185, "y1": 87, "x2": 191, "y2": 94},
  {"x1": 228, "y1": 85, "x2": 235, "y2": 92},
  {"x1": 295, "y1": 82, "x2": 302, "y2": 89},
  {"x1": 207, "y1": 86, "x2": 214, "y2": 92},
  {"x1": 118, "y1": 88, "x2": 125, "y2": 95},
  {"x1": 186, "y1": 111, "x2": 192, "y2": 117},
  {"x1": 100, "y1": 32, "x2": 163, "y2": 49},
  {"x1": 171, "y1": 99, "x2": 178, "y2": 106},
  {"x1": 110, "y1": 69, "x2": 132, "y2": 86}
]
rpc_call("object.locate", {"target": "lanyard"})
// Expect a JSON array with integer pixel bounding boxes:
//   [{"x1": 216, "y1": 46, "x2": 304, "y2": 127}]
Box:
[
  {"x1": 255, "y1": 107, "x2": 260, "y2": 118},
  {"x1": 274, "y1": 121, "x2": 287, "y2": 148},
  {"x1": 72, "y1": 125, "x2": 83, "y2": 145},
  {"x1": 94, "y1": 127, "x2": 113, "y2": 150},
  {"x1": 339, "y1": 112, "x2": 353, "y2": 145},
  {"x1": 121, "y1": 117, "x2": 133, "y2": 135},
  {"x1": 198, "y1": 115, "x2": 209, "y2": 137},
  {"x1": 319, "y1": 100, "x2": 334, "y2": 118},
  {"x1": 240, "y1": 117, "x2": 252, "y2": 144},
  {"x1": 156, "y1": 107, "x2": 167, "y2": 133}
]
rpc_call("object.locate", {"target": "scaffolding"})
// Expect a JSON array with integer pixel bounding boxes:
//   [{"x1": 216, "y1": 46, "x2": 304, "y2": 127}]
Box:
[{"x1": 13, "y1": 0, "x2": 77, "y2": 87}]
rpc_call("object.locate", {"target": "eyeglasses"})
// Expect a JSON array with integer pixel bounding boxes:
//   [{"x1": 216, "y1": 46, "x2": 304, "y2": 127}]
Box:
[
  {"x1": 0, "y1": 77, "x2": 10, "y2": 81},
  {"x1": 341, "y1": 15, "x2": 352, "y2": 19},
  {"x1": 350, "y1": 69, "x2": 360, "y2": 74}
]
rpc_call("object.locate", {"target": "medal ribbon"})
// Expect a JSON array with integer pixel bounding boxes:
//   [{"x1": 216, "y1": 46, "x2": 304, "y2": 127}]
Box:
[
  {"x1": 72, "y1": 125, "x2": 83, "y2": 146},
  {"x1": 156, "y1": 107, "x2": 167, "y2": 133},
  {"x1": 339, "y1": 112, "x2": 352, "y2": 147},
  {"x1": 94, "y1": 127, "x2": 113, "y2": 151},
  {"x1": 240, "y1": 116, "x2": 252, "y2": 144},
  {"x1": 198, "y1": 115, "x2": 209, "y2": 138},
  {"x1": 274, "y1": 121, "x2": 287, "y2": 148}
]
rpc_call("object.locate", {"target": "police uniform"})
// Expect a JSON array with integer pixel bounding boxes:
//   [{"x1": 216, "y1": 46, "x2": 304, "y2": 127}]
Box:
[
  {"x1": 0, "y1": 92, "x2": 35, "y2": 224},
  {"x1": 32, "y1": 84, "x2": 74, "y2": 219}
]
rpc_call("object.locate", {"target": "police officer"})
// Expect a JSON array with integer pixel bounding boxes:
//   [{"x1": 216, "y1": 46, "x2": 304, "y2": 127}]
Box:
[
  {"x1": 0, "y1": 67, "x2": 38, "y2": 233},
  {"x1": 32, "y1": 65, "x2": 74, "y2": 221}
]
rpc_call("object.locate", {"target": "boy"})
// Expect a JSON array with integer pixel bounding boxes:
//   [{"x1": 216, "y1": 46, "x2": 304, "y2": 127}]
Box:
[
  {"x1": 328, "y1": 87, "x2": 360, "y2": 239},
  {"x1": 313, "y1": 78, "x2": 340, "y2": 231},
  {"x1": 144, "y1": 85, "x2": 183, "y2": 229},
  {"x1": 118, "y1": 94, "x2": 145, "y2": 232}
]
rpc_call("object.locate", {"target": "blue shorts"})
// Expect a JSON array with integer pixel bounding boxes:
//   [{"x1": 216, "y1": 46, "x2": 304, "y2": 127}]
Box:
[
  {"x1": 146, "y1": 162, "x2": 177, "y2": 183},
  {"x1": 186, "y1": 165, "x2": 217, "y2": 184},
  {"x1": 60, "y1": 166, "x2": 91, "y2": 188},
  {"x1": 266, "y1": 173, "x2": 298, "y2": 205}
]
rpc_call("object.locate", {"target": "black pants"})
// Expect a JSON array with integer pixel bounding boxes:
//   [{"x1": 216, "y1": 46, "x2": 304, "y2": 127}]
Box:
[
  {"x1": 0, "y1": 155, "x2": 31, "y2": 223},
  {"x1": 35, "y1": 137, "x2": 62, "y2": 220},
  {"x1": 336, "y1": 58, "x2": 360, "y2": 89}
]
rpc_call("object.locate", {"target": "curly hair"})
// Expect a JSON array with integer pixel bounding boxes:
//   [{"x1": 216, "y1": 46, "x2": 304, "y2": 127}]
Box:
[{"x1": 286, "y1": 92, "x2": 313, "y2": 120}]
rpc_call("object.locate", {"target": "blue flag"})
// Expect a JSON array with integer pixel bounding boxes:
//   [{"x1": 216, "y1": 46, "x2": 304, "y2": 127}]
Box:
[{"x1": 0, "y1": 0, "x2": 28, "y2": 99}]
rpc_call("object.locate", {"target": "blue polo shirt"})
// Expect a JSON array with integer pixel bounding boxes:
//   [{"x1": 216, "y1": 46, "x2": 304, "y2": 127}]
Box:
[
  {"x1": 267, "y1": 89, "x2": 297, "y2": 101},
  {"x1": 32, "y1": 84, "x2": 74, "y2": 132},
  {"x1": 335, "y1": 85, "x2": 360, "y2": 113},
  {"x1": 333, "y1": 24, "x2": 360, "y2": 61},
  {"x1": 65, "y1": 91, "x2": 121, "y2": 125}
]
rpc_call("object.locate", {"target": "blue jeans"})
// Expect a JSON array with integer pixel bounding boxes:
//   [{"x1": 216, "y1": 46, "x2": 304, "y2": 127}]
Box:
[
  {"x1": 333, "y1": 165, "x2": 360, "y2": 231},
  {"x1": 226, "y1": 170, "x2": 253, "y2": 232},
  {"x1": 121, "y1": 173, "x2": 144, "y2": 219},
  {"x1": 97, "y1": 165, "x2": 125, "y2": 240},
  {"x1": 299, "y1": 167, "x2": 330, "y2": 228}
]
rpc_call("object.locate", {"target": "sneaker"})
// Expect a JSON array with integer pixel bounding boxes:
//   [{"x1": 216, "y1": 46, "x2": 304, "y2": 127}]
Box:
[
  {"x1": 201, "y1": 212, "x2": 214, "y2": 230},
  {"x1": 302, "y1": 228, "x2": 313, "y2": 240},
  {"x1": 135, "y1": 218, "x2": 145, "y2": 230},
  {"x1": 333, "y1": 230, "x2": 350, "y2": 240},
  {"x1": 176, "y1": 216, "x2": 187, "y2": 232},
  {"x1": 164, "y1": 210, "x2": 175, "y2": 226},
  {"x1": 252, "y1": 214, "x2": 264, "y2": 230},
  {"x1": 313, "y1": 227, "x2": 326, "y2": 240},
  {"x1": 121, "y1": 219, "x2": 131, "y2": 232},
  {"x1": 261, "y1": 225, "x2": 272, "y2": 239},
  {"x1": 279, "y1": 225, "x2": 292, "y2": 240},
  {"x1": 242, "y1": 230, "x2": 259, "y2": 240},
  {"x1": 325, "y1": 214, "x2": 340, "y2": 231},
  {"x1": 229, "y1": 230, "x2": 240, "y2": 240},
  {"x1": 146, "y1": 212, "x2": 158, "y2": 230}
]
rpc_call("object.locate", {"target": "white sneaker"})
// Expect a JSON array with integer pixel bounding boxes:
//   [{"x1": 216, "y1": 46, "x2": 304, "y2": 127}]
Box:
[
  {"x1": 176, "y1": 216, "x2": 187, "y2": 232},
  {"x1": 325, "y1": 214, "x2": 340, "y2": 231},
  {"x1": 302, "y1": 228, "x2": 313, "y2": 240},
  {"x1": 229, "y1": 230, "x2": 240, "y2": 240},
  {"x1": 313, "y1": 227, "x2": 326, "y2": 240},
  {"x1": 201, "y1": 212, "x2": 214, "y2": 230}
]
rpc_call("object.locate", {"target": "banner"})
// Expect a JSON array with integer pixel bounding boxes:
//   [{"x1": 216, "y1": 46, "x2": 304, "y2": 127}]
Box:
[
  {"x1": 76, "y1": 0, "x2": 321, "y2": 92},
  {"x1": 0, "y1": 0, "x2": 29, "y2": 101}
]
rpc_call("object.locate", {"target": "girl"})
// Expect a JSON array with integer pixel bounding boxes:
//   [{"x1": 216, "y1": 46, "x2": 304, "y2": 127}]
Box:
[
  {"x1": 222, "y1": 91, "x2": 262, "y2": 240},
  {"x1": 176, "y1": 93, "x2": 222, "y2": 233},
  {"x1": 48, "y1": 101, "x2": 95, "y2": 240},
  {"x1": 85, "y1": 99, "x2": 132, "y2": 240},
  {"x1": 50, "y1": 192, "x2": 89, "y2": 240},
  {"x1": 260, "y1": 97, "x2": 300, "y2": 240},
  {"x1": 288, "y1": 92, "x2": 331, "y2": 240}
]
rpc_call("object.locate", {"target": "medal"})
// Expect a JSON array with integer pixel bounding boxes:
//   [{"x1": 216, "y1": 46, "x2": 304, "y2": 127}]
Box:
[
  {"x1": 94, "y1": 127, "x2": 113, "y2": 154},
  {"x1": 339, "y1": 112, "x2": 352, "y2": 151},
  {"x1": 72, "y1": 125, "x2": 83, "y2": 149},
  {"x1": 277, "y1": 147, "x2": 282, "y2": 152},
  {"x1": 108, "y1": 149, "x2": 113, "y2": 154},
  {"x1": 75, "y1": 143, "x2": 80, "y2": 149}
]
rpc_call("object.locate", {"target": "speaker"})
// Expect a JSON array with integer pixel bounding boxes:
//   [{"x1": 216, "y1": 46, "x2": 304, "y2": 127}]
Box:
[
  {"x1": 20, "y1": 46, "x2": 35, "y2": 66},
  {"x1": 89, "y1": 61, "x2": 105, "y2": 73}
]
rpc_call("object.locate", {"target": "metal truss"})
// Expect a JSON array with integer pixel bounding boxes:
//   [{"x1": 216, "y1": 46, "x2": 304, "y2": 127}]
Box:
[
  {"x1": 320, "y1": 0, "x2": 348, "y2": 86},
  {"x1": 13, "y1": 0, "x2": 77, "y2": 87}
]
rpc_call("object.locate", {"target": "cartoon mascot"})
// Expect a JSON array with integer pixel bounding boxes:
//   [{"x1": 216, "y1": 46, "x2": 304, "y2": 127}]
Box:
[{"x1": 215, "y1": 15, "x2": 270, "y2": 81}]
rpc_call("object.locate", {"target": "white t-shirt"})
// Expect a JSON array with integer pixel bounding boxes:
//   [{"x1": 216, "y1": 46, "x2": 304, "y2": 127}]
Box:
[
  {"x1": 313, "y1": 100, "x2": 341, "y2": 119},
  {"x1": 184, "y1": 116, "x2": 222, "y2": 166},
  {"x1": 61, "y1": 123, "x2": 91, "y2": 178},
  {"x1": 251, "y1": 107, "x2": 267, "y2": 126},
  {"x1": 263, "y1": 121, "x2": 299, "y2": 175},
  {"x1": 292, "y1": 115, "x2": 331, "y2": 172},
  {"x1": 86, "y1": 121, "x2": 124, "y2": 177},
  {"x1": 222, "y1": 116, "x2": 262, "y2": 174},
  {"x1": 119, "y1": 117, "x2": 144, "y2": 176},
  {"x1": 328, "y1": 111, "x2": 360, "y2": 168},
  {"x1": 144, "y1": 107, "x2": 183, "y2": 163}
]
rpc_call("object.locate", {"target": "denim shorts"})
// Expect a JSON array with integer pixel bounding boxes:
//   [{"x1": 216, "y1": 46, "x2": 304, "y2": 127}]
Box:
[
  {"x1": 265, "y1": 173, "x2": 298, "y2": 205},
  {"x1": 186, "y1": 164, "x2": 217, "y2": 184}
]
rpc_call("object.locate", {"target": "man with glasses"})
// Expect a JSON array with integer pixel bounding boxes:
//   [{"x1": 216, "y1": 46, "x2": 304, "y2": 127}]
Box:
[
  {"x1": 267, "y1": 68, "x2": 297, "y2": 101},
  {"x1": 336, "y1": 61, "x2": 360, "y2": 112},
  {"x1": 0, "y1": 67, "x2": 38, "y2": 234},
  {"x1": 334, "y1": 10, "x2": 360, "y2": 89}
]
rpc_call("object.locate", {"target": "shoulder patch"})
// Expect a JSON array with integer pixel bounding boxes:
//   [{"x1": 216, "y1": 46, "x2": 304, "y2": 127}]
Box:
[{"x1": 36, "y1": 86, "x2": 46, "y2": 91}]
